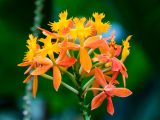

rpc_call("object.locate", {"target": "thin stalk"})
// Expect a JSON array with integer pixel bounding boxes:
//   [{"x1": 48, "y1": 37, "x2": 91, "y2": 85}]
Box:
[
  {"x1": 92, "y1": 62, "x2": 104, "y2": 67},
  {"x1": 79, "y1": 65, "x2": 83, "y2": 74},
  {"x1": 82, "y1": 88, "x2": 103, "y2": 96},
  {"x1": 59, "y1": 66, "x2": 79, "y2": 87},
  {"x1": 88, "y1": 48, "x2": 94, "y2": 55},
  {"x1": 77, "y1": 83, "x2": 91, "y2": 120},
  {"x1": 40, "y1": 74, "x2": 79, "y2": 95},
  {"x1": 61, "y1": 82, "x2": 79, "y2": 95},
  {"x1": 82, "y1": 76, "x2": 95, "y2": 91}
]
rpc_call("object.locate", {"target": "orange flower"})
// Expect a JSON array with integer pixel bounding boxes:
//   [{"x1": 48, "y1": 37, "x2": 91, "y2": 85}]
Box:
[
  {"x1": 18, "y1": 11, "x2": 132, "y2": 117},
  {"x1": 52, "y1": 41, "x2": 77, "y2": 91},
  {"x1": 18, "y1": 56, "x2": 53, "y2": 97},
  {"x1": 79, "y1": 35, "x2": 105, "y2": 73},
  {"x1": 92, "y1": 34, "x2": 128, "y2": 86},
  {"x1": 91, "y1": 68, "x2": 132, "y2": 115}
]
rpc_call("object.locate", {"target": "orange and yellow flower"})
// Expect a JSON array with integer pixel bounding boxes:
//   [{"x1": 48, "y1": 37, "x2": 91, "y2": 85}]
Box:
[{"x1": 18, "y1": 11, "x2": 132, "y2": 116}]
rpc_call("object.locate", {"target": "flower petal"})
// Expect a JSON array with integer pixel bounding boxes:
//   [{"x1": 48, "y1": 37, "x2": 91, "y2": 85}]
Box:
[
  {"x1": 24, "y1": 63, "x2": 34, "y2": 74},
  {"x1": 111, "y1": 88, "x2": 132, "y2": 97},
  {"x1": 17, "y1": 61, "x2": 31, "y2": 67},
  {"x1": 80, "y1": 47, "x2": 92, "y2": 73},
  {"x1": 84, "y1": 36, "x2": 103, "y2": 49},
  {"x1": 95, "y1": 68, "x2": 107, "y2": 87},
  {"x1": 121, "y1": 35, "x2": 132, "y2": 62},
  {"x1": 104, "y1": 75, "x2": 119, "y2": 84},
  {"x1": 97, "y1": 54, "x2": 110, "y2": 63},
  {"x1": 92, "y1": 79, "x2": 100, "y2": 96},
  {"x1": 91, "y1": 92, "x2": 106, "y2": 110},
  {"x1": 56, "y1": 57, "x2": 76, "y2": 67},
  {"x1": 31, "y1": 57, "x2": 53, "y2": 75},
  {"x1": 38, "y1": 27, "x2": 58, "y2": 38},
  {"x1": 111, "y1": 57, "x2": 121, "y2": 71},
  {"x1": 53, "y1": 66, "x2": 62, "y2": 91},
  {"x1": 120, "y1": 61, "x2": 128, "y2": 78},
  {"x1": 32, "y1": 75, "x2": 38, "y2": 97},
  {"x1": 99, "y1": 41, "x2": 110, "y2": 54},
  {"x1": 23, "y1": 74, "x2": 32, "y2": 83},
  {"x1": 86, "y1": 69, "x2": 95, "y2": 77},
  {"x1": 109, "y1": 71, "x2": 119, "y2": 85},
  {"x1": 114, "y1": 45, "x2": 121, "y2": 57},
  {"x1": 107, "y1": 96, "x2": 114, "y2": 115},
  {"x1": 65, "y1": 42, "x2": 80, "y2": 50}
]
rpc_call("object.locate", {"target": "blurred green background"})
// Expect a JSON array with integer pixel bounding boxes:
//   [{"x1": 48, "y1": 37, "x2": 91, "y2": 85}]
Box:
[{"x1": 0, "y1": 0, "x2": 160, "y2": 120}]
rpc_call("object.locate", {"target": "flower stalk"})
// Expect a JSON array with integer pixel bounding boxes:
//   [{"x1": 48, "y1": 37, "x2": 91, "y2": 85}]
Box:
[
  {"x1": 18, "y1": 10, "x2": 132, "y2": 119},
  {"x1": 41, "y1": 74, "x2": 79, "y2": 95}
]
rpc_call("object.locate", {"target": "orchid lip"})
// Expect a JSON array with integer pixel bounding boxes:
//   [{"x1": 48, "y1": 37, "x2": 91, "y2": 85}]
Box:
[{"x1": 103, "y1": 85, "x2": 115, "y2": 95}]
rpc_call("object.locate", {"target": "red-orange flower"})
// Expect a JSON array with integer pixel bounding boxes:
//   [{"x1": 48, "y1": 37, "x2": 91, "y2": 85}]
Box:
[{"x1": 91, "y1": 68, "x2": 132, "y2": 115}]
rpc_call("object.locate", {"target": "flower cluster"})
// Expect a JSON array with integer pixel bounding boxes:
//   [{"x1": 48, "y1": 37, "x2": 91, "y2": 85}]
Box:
[{"x1": 18, "y1": 10, "x2": 132, "y2": 115}]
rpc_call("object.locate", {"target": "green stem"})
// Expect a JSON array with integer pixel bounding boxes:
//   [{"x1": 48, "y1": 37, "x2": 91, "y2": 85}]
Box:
[
  {"x1": 82, "y1": 76, "x2": 95, "y2": 91},
  {"x1": 40, "y1": 74, "x2": 79, "y2": 95},
  {"x1": 92, "y1": 62, "x2": 104, "y2": 67},
  {"x1": 82, "y1": 88, "x2": 103, "y2": 96},
  {"x1": 77, "y1": 86, "x2": 91, "y2": 120},
  {"x1": 61, "y1": 82, "x2": 79, "y2": 95},
  {"x1": 59, "y1": 66, "x2": 79, "y2": 87},
  {"x1": 88, "y1": 48, "x2": 94, "y2": 55}
]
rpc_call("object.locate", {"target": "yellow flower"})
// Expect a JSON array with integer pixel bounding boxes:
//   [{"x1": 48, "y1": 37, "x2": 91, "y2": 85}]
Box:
[
  {"x1": 23, "y1": 34, "x2": 39, "y2": 62},
  {"x1": 48, "y1": 10, "x2": 72, "y2": 36},
  {"x1": 121, "y1": 35, "x2": 132, "y2": 62},
  {"x1": 92, "y1": 12, "x2": 110, "y2": 35},
  {"x1": 70, "y1": 17, "x2": 92, "y2": 46},
  {"x1": 39, "y1": 36, "x2": 60, "y2": 61}
]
